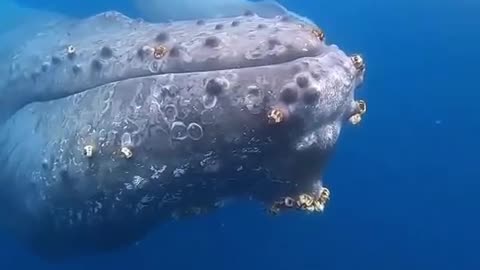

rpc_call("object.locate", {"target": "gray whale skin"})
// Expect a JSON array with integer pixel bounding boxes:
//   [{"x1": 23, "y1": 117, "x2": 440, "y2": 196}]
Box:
[{"x1": 0, "y1": 9, "x2": 367, "y2": 259}]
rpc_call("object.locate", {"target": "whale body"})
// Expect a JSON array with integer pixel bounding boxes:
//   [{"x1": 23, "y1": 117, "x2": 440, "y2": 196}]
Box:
[{"x1": 0, "y1": 7, "x2": 366, "y2": 259}]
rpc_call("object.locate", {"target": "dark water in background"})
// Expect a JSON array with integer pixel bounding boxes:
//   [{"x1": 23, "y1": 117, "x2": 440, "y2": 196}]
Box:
[{"x1": 1, "y1": 0, "x2": 479, "y2": 269}]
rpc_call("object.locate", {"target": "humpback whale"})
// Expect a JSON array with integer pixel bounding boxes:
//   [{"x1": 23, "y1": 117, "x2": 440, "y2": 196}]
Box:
[{"x1": 0, "y1": 2, "x2": 367, "y2": 259}]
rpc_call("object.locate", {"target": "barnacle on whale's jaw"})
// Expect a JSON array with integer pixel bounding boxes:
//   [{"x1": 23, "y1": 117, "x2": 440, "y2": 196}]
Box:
[{"x1": 0, "y1": 9, "x2": 366, "y2": 258}]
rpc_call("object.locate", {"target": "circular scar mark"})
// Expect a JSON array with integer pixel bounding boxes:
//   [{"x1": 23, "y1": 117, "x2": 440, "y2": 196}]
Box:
[
  {"x1": 149, "y1": 61, "x2": 160, "y2": 73},
  {"x1": 205, "y1": 78, "x2": 225, "y2": 95},
  {"x1": 171, "y1": 121, "x2": 188, "y2": 140},
  {"x1": 202, "y1": 95, "x2": 217, "y2": 109},
  {"x1": 187, "y1": 123, "x2": 204, "y2": 140}
]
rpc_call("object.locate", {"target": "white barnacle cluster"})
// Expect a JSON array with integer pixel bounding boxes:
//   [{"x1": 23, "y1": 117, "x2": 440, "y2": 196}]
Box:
[
  {"x1": 269, "y1": 187, "x2": 331, "y2": 215},
  {"x1": 348, "y1": 100, "x2": 367, "y2": 125},
  {"x1": 83, "y1": 145, "x2": 94, "y2": 158}
]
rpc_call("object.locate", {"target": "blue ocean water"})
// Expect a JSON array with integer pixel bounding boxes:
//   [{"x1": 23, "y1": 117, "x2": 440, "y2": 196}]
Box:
[{"x1": 1, "y1": 0, "x2": 479, "y2": 269}]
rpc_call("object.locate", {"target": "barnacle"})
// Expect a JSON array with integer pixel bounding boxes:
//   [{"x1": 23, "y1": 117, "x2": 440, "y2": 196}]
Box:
[
  {"x1": 267, "y1": 108, "x2": 285, "y2": 124},
  {"x1": 153, "y1": 46, "x2": 168, "y2": 59},
  {"x1": 83, "y1": 145, "x2": 94, "y2": 158},
  {"x1": 121, "y1": 146, "x2": 133, "y2": 159}
]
